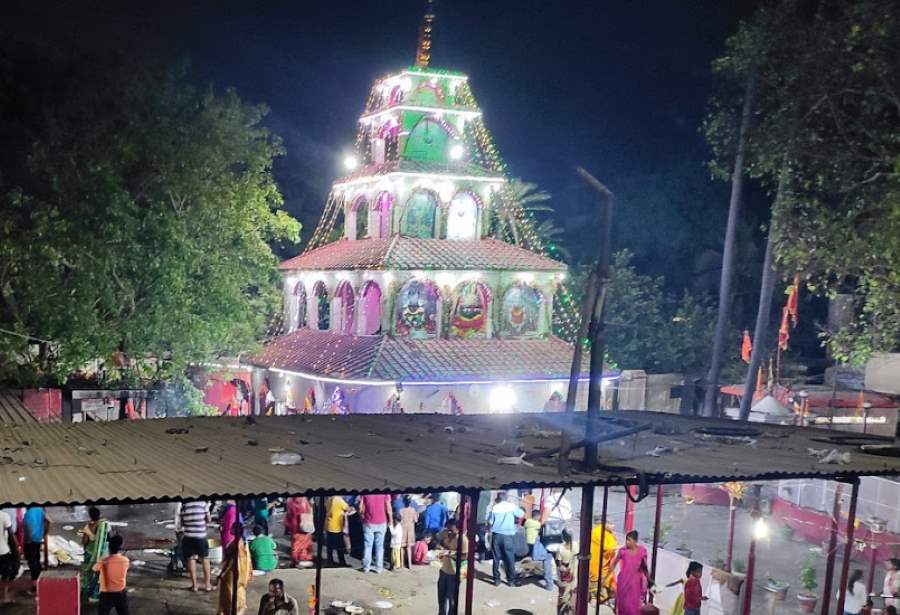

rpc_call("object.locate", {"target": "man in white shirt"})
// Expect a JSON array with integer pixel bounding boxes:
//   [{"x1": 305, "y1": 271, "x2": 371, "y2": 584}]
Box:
[{"x1": 0, "y1": 509, "x2": 19, "y2": 603}]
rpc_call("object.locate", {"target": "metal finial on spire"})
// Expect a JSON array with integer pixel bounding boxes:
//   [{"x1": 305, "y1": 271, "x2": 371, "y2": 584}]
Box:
[{"x1": 415, "y1": 0, "x2": 436, "y2": 68}]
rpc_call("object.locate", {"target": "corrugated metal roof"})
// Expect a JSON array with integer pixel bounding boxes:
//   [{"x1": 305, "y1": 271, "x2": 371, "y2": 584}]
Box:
[
  {"x1": 0, "y1": 411, "x2": 897, "y2": 508},
  {"x1": 249, "y1": 329, "x2": 593, "y2": 382},
  {"x1": 0, "y1": 391, "x2": 37, "y2": 425},
  {"x1": 278, "y1": 237, "x2": 566, "y2": 272}
]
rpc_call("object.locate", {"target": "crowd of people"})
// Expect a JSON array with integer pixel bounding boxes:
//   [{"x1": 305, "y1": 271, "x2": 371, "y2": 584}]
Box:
[{"x1": 0, "y1": 497, "x2": 898, "y2": 615}]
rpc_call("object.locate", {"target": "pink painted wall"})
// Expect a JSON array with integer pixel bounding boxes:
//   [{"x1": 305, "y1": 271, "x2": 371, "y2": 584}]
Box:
[{"x1": 360, "y1": 282, "x2": 382, "y2": 335}]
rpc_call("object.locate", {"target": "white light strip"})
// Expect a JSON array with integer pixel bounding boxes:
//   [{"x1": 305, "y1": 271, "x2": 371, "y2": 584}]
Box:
[
  {"x1": 268, "y1": 366, "x2": 618, "y2": 388},
  {"x1": 813, "y1": 416, "x2": 888, "y2": 425},
  {"x1": 401, "y1": 69, "x2": 468, "y2": 81},
  {"x1": 334, "y1": 172, "x2": 506, "y2": 189},
  {"x1": 360, "y1": 105, "x2": 481, "y2": 123}
]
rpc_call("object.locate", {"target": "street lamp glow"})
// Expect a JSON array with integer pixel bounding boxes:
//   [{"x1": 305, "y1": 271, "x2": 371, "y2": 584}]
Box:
[
  {"x1": 489, "y1": 385, "x2": 516, "y2": 413},
  {"x1": 753, "y1": 517, "x2": 769, "y2": 540},
  {"x1": 449, "y1": 143, "x2": 465, "y2": 160},
  {"x1": 343, "y1": 154, "x2": 359, "y2": 171}
]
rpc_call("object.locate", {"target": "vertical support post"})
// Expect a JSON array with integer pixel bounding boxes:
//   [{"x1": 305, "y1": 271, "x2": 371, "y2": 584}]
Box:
[
  {"x1": 820, "y1": 484, "x2": 842, "y2": 615},
  {"x1": 452, "y1": 491, "x2": 466, "y2": 615},
  {"x1": 231, "y1": 535, "x2": 239, "y2": 615},
  {"x1": 725, "y1": 494, "x2": 737, "y2": 572},
  {"x1": 866, "y1": 529, "x2": 877, "y2": 594},
  {"x1": 576, "y1": 486, "x2": 596, "y2": 615},
  {"x1": 464, "y1": 490, "x2": 479, "y2": 615},
  {"x1": 835, "y1": 479, "x2": 860, "y2": 615},
  {"x1": 741, "y1": 514, "x2": 759, "y2": 615},
  {"x1": 314, "y1": 496, "x2": 326, "y2": 615},
  {"x1": 625, "y1": 486, "x2": 635, "y2": 533},
  {"x1": 650, "y1": 484, "x2": 664, "y2": 596},
  {"x1": 595, "y1": 486, "x2": 610, "y2": 615}
]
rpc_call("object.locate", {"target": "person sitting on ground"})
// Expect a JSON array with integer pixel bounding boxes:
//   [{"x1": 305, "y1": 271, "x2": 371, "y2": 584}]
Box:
[
  {"x1": 249, "y1": 525, "x2": 278, "y2": 572},
  {"x1": 413, "y1": 532, "x2": 431, "y2": 565},
  {"x1": 257, "y1": 578, "x2": 299, "y2": 615},
  {"x1": 94, "y1": 534, "x2": 129, "y2": 615},
  {"x1": 524, "y1": 509, "x2": 542, "y2": 557}
]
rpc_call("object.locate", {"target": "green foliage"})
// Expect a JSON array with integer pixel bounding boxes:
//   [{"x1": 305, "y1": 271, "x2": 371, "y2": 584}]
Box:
[
  {"x1": 156, "y1": 374, "x2": 218, "y2": 417},
  {"x1": 491, "y1": 178, "x2": 554, "y2": 247},
  {"x1": 799, "y1": 553, "x2": 817, "y2": 593},
  {"x1": 706, "y1": 0, "x2": 900, "y2": 365},
  {"x1": 571, "y1": 251, "x2": 718, "y2": 373},
  {"x1": 0, "y1": 52, "x2": 300, "y2": 384}
]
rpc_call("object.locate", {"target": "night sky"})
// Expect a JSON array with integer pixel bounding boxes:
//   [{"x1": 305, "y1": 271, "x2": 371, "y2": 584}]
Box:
[{"x1": 2, "y1": 0, "x2": 756, "y2": 238}]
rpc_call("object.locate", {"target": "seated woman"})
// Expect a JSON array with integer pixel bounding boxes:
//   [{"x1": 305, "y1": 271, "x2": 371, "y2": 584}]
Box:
[{"x1": 249, "y1": 526, "x2": 278, "y2": 573}]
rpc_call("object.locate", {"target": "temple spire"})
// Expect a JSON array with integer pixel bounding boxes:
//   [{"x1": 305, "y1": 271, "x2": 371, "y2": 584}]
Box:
[{"x1": 414, "y1": 0, "x2": 436, "y2": 67}]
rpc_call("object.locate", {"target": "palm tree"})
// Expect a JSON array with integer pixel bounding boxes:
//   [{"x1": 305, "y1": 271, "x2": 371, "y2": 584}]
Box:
[{"x1": 491, "y1": 179, "x2": 554, "y2": 247}]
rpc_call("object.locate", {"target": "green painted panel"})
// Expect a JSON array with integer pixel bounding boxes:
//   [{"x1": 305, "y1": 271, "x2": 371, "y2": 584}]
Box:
[
  {"x1": 403, "y1": 118, "x2": 450, "y2": 163},
  {"x1": 401, "y1": 191, "x2": 437, "y2": 238}
]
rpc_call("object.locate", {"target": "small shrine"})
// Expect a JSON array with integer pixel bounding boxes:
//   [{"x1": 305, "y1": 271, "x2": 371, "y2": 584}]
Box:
[{"x1": 247, "y1": 13, "x2": 611, "y2": 414}]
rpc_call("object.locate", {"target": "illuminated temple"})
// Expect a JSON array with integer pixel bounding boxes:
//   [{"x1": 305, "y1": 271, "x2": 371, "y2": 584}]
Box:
[{"x1": 246, "y1": 19, "x2": 608, "y2": 414}]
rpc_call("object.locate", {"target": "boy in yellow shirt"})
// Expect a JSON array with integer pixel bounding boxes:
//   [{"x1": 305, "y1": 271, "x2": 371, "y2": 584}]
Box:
[{"x1": 523, "y1": 509, "x2": 542, "y2": 557}]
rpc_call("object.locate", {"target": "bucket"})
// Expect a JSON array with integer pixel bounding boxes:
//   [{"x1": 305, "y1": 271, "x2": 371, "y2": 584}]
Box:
[{"x1": 208, "y1": 537, "x2": 223, "y2": 564}]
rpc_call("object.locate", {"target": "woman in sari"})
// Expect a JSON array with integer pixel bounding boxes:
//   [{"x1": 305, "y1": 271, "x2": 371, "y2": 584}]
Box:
[
  {"x1": 217, "y1": 521, "x2": 252, "y2": 615},
  {"x1": 80, "y1": 506, "x2": 109, "y2": 603},
  {"x1": 590, "y1": 519, "x2": 618, "y2": 602},
  {"x1": 219, "y1": 500, "x2": 242, "y2": 549},
  {"x1": 608, "y1": 530, "x2": 649, "y2": 615},
  {"x1": 283, "y1": 497, "x2": 311, "y2": 537}
]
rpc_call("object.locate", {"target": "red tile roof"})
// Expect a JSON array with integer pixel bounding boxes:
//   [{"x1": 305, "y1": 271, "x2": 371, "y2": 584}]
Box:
[
  {"x1": 248, "y1": 328, "x2": 597, "y2": 382},
  {"x1": 279, "y1": 237, "x2": 566, "y2": 272}
]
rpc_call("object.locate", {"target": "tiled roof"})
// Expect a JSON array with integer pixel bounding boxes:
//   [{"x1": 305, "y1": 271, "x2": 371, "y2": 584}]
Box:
[
  {"x1": 248, "y1": 329, "x2": 594, "y2": 382},
  {"x1": 279, "y1": 237, "x2": 566, "y2": 272},
  {"x1": 1, "y1": 411, "x2": 897, "y2": 507},
  {"x1": 334, "y1": 159, "x2": 503, "y2": 185}
]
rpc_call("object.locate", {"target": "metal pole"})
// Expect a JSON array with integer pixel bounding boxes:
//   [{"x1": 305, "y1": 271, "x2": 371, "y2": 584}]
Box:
[
  {"x1": 625, "y1": 486, "x2": 635, "y2": 533},
  {"x1": 725, "y1": 494, "x2": 737, "y2": 572},
  {"x1": 576, "y1": 486, "x2": 596, "y2": 615},
  {"x1": 595, "y1": 486, "x2": 609, "y2": 615},
  {"x1": 577, "y1": 167, "x2": 615, "y2": 471},
  {"x1": 820, "y1": 484, "x2": 842, "y2": 615},
  {"x1": 741, "y1": 516, "x2": 758, "y2": 615},
  {"x1": 452, "y1": 491, "x2": 466, "y2": 615},
  {"x1": 464, "y1": 490, "x2": 479, "y2": 615},
  {"x1": 866, "y1": 528, "x2": 877, "y2": 594},
  {"x1": 314, "y1": 496, "x2": 326, "y2": 615},
  {"x1": 650, "y1": 484, "x2": 664, "y2": 597},
  {"x1": 231, "y1": 536, "x2": 239, "y2": 615},
  {"x1": 835, "y1": 479, "x2": 860, "y2": 615}
]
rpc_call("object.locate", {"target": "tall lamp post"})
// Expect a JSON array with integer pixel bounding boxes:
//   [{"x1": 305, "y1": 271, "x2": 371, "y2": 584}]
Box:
[
  {"x1": 742, "y1": 511, "x2": 769, "y2": 615},
  {"x1": 862, "y1": 401, "x2": 872, "y2": 434},
  {"x1": 865, "y1": 516, "x2": 886, "y2": 594},
  {"x1": 798, "y1": 390, "x2": 809, "y2": 426}
]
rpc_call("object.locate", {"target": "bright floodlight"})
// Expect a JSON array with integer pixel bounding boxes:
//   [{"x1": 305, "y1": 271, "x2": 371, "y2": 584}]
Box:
[
  {"x1": 752, "y1": 517, "x2": 769, "y2": 540},
  {"x1": 343, "y1": 154, "x2": 359, "y2": 171},
  {"x1": 449, "y1": 143, "x2": 465, "y2": 160},
  {"x1": 489, "y1": 385, "x2": 516, "y2": 413}
]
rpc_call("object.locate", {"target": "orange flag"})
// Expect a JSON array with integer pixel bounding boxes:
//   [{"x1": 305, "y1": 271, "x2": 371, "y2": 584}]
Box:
[
  {"x1": 741, "y1": 331, "x2": 753, "y2": 363},
  {"x1": 855, "y1": 390, "x2": 864, "y2": 417},
  {"x1": 786, "y1": 274, "x2": 800, "y2": 327},
  {"x1": 777, "y1": 307, "x2": 791, "y2": 351}
]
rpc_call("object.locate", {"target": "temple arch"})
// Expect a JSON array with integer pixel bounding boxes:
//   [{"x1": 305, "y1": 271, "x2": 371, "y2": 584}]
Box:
[
  {"x1": 401, "y1": 190, "x2": 438, "y2": 239},
  {"x1": 312, "y1": 281, "x2": 330, "y2": 331},
  {"x1": 500, "y1": 282, "x2": 544, "y2": 337},
  {"x1": 358, "y1": 280, "x2": 383, "y2": 335},
  {"x1": 446, "y1": 191, "x2": 480, "y2": 240},
  {"x1": 332, "y1": 280, "x2": 355, "y2": 335},
  {"x1": 347, "y1": 196, "x2": 368, "y2": 240},
  {"x1": 371, "y1": 191, "x2": 394, "y2": 238},
  {"x1": 449, "y1": 280, "x2": 491, "y2": 338},
  {"x1": 394, "y1": 278, "x2": 441, "y2": 338},
  {"x1": 403, "y1": 117, "x2": 450, "y2": 163},
  {"x1": 291, "y1": 281, "x2": 307, "y2": 331}
]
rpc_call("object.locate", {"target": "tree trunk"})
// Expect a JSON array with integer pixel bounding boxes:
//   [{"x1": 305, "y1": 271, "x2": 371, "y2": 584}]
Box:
[
  {"x1": 738, "y1": 174, "x2": 785, "y2": 420},
  {"x1": 702, "y1": 74, "x2": 757, "y2": 417}
]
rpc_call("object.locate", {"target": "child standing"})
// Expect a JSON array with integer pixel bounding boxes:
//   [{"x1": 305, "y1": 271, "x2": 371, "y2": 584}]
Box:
[
  {"x1": 390, "y1": 514, "x2": 403, "y2": 571},
  {"x1": 523, "y1": 509, "x2": 542, "y2": 557},
  {"x1": 683, "y1": 561, "x2": 707, "y2": 615}
]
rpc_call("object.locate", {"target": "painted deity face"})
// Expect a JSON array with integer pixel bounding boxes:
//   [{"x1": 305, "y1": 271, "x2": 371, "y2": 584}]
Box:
[
  {"x1": 502, "y1": 284, "x2": 541, "y2": 335},
  {"x1": 451, "y1": 282, "x2": 486, "y2": 337},
  {"x1": 395, "y1": 280, "x2": 438, "y2": 337}
]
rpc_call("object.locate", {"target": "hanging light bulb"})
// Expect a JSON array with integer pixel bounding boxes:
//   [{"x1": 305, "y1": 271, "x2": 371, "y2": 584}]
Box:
[
  {"x1": 343, "y1": 155, "x2": 359, "y2": 171},
  {"x1": 449, "y1": 143, "x2": 465, "y2": 160}
]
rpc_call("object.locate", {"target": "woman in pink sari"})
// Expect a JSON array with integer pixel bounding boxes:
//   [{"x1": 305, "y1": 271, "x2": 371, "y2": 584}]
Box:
[
  {"x1": 610, "y1": 530, "x2": 649, "y2": 615},
  {"x1": 219, "y1": 500, "x2": 242, "y2": 549}
]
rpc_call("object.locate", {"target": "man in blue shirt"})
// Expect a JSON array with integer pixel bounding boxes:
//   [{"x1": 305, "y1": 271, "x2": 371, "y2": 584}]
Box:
[
  {"x1": 487, "y1": 492, "x2": 524, "y2": 586},
  {"x1": 423, "y1": 496, "x2": 448, "y2": 535},
  {"x1": 22, "y1": 506, "x2": 47, "y2": 580}
]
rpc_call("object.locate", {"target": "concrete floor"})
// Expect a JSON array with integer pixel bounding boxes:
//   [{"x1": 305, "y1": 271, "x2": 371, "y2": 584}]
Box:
[{"x1": 1, "y1": 483, "x2": 881, "y2": 615}]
